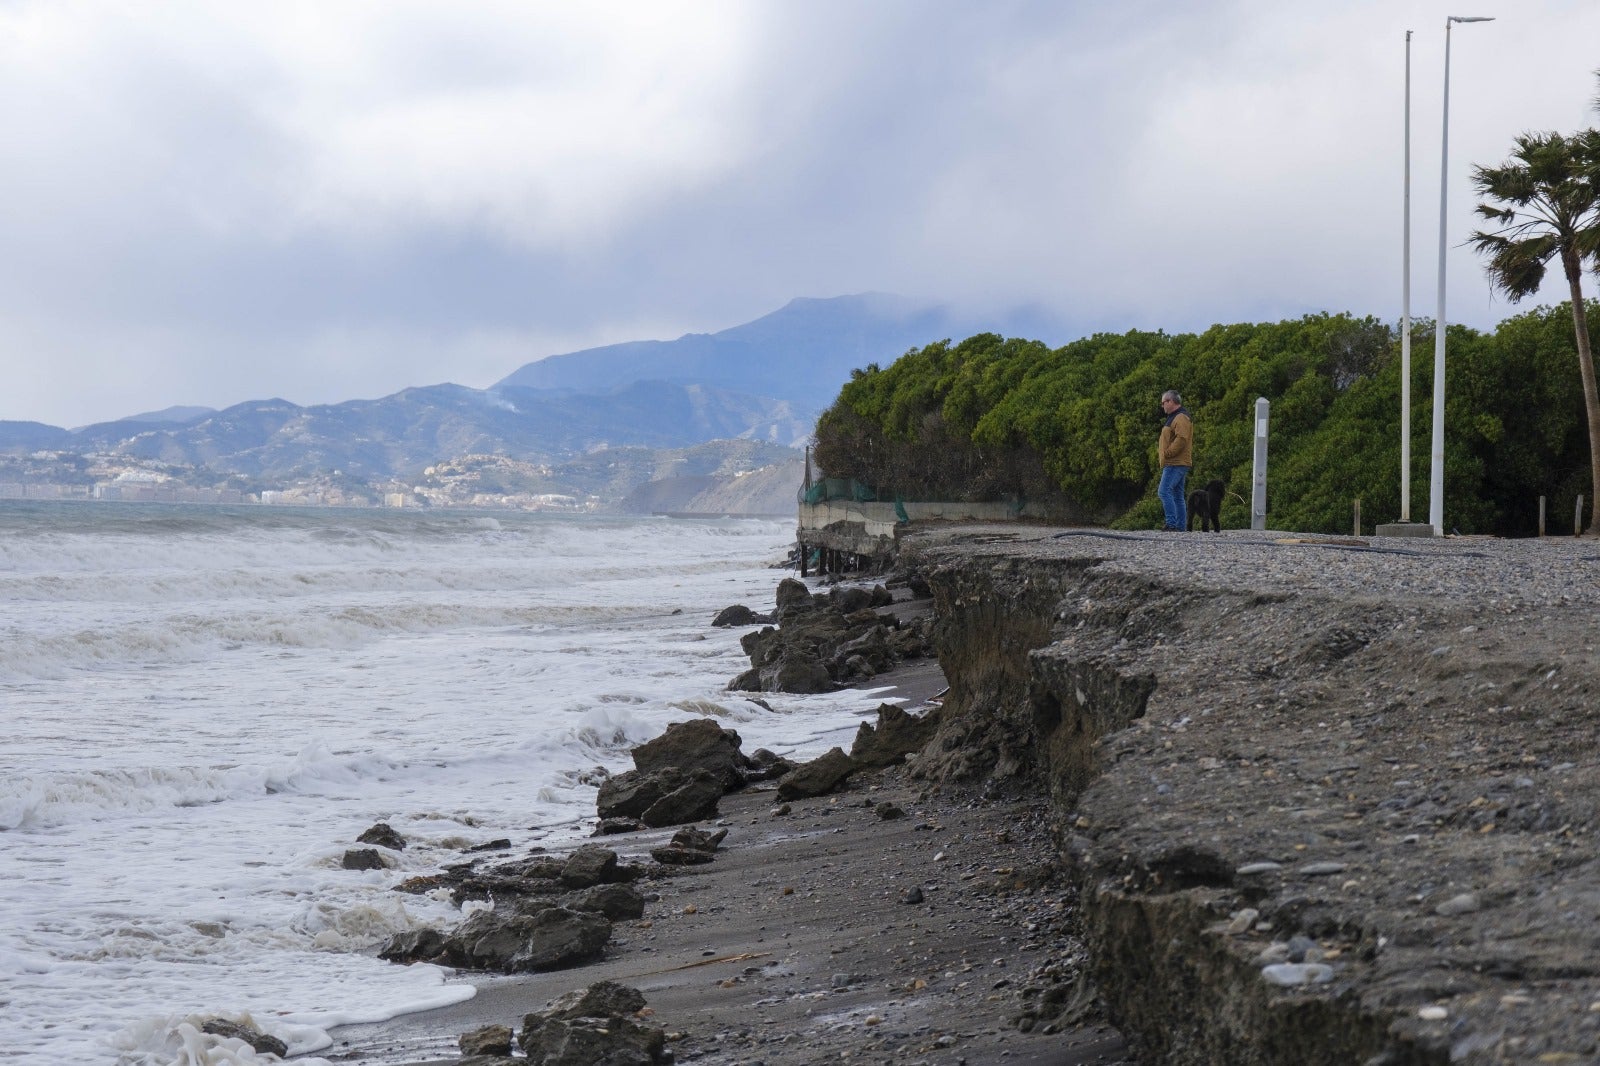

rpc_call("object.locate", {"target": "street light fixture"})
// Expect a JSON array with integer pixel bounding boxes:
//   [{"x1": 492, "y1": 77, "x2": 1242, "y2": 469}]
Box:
[{"x1": 1429, "y1": 14, "x2": 1494, "y2": 536}]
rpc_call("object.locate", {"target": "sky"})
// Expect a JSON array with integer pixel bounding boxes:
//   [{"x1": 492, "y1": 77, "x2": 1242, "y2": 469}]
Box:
[{"x1": 2, "y1": 1, "x2": 1598, "y2": 429}]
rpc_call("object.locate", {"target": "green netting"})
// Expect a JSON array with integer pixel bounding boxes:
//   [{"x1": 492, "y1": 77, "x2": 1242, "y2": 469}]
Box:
[{"x1": 802, "y1": 478, "x2": 881, "y2": 504}]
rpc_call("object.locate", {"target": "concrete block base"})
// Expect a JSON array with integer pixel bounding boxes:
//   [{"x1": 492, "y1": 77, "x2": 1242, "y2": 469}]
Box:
[{"x1": 1374, "y1": 521, "x2": 1436, "y2": 538}]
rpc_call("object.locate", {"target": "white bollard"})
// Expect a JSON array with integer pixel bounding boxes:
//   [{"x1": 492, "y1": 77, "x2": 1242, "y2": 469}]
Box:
[{"x1": 1251, "y1": 398, "x2": 1270, "y2": 531}]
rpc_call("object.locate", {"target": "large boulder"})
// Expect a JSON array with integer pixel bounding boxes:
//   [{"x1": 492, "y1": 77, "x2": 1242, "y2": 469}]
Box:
[
  {"x1": 357, "y1": 822, "x2": 407, "y2": 850},
  {"x1": 640, "y1": 769, "x2": 723, "y2": 828},
  {"x1": 727, "y1": 668, "x2": 762, "y2": 692},
  {"x1": 773, "y1": 577, "x2": 814, "y2": 619},
  {"x1": 596, "y1": 765, "x2": 722, "y2": 827},
  {"x1": 776, "y1": 747, "x2": 858, "y2": 801},
  {"x1": 442, "y1": 907, "x2": 611, "y2": 973},
  {"x1": 596, "y1": 768, "x2": 680, "y2": 821},
  {"x1": 379, "y1": 926, "x2": 450, "y2": 965},
  {"x1": 342, "y1": 848, "x2": 387, "y2": 870},
  {"x1": 459, "y1": 1024, "x2": 514, "y2": 1058},
  {"x1": 631, "y1": 718, "x2": 748, "y2": 789},
  {"x1": 566, "y1": 883, "x2": 647, "y2": 921},
  {"x1": 739, "y1": 626, "x2": 774, "y2": 657},
  {"x1": 518, "y1": 981, "x2": 665, "y2": 1065},
  {"x1": 832, "y1": 625, "x2": 892, "y2": 673},
  {"x1": 560, "y1": 846, "x2": 619, "y2": 889},
  {"x1": 831, "y1": 586, "x2": 874, "y2": 614},
  {"x1": 199, "y1": 1019, "x2": 288, "y2": 1058},
  {"x1": 850, "y1": 703, "x2": 943, "y2": 768},
  {"x1": 546, "y1": 980, "x2": 649, "y2": 1020},
  {"x1": 760, "y1": 653, "x2": 833, "y2": 694},
  {"x1": 711, "y1": 604, "x2": 771, "y2": 627}
]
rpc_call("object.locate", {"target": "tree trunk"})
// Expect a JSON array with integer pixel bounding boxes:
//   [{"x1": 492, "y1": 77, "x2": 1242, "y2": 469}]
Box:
[{"x1": 1562, "y1": 248, "x2": 1600, "y2": 536}]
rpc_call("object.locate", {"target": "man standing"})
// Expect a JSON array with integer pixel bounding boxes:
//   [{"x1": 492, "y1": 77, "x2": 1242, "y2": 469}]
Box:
[{"x1": 1157, "y1": 390, "x2": 1193, "y2": 532}]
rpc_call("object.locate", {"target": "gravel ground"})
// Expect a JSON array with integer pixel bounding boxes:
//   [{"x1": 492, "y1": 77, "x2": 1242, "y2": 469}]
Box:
[{"x1": 900, "y1": 524, "x2": 1600, "y2": 1065}]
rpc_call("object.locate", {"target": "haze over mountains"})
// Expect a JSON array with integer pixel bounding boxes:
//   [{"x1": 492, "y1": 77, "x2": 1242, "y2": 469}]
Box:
[{"x1": 2, "y1": 294, "x2": 1063, "y2": 507}]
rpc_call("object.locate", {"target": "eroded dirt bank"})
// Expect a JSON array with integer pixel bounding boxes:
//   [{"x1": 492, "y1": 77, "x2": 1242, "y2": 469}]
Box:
[{"x1": 900, "y1": 525, "x2": 1600, "y2": 1065}]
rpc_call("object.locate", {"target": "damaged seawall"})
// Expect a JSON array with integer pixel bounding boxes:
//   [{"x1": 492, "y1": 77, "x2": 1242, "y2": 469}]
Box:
[{"x1": 900, "y1": 526, "x2": 1600, "y2": 1065}]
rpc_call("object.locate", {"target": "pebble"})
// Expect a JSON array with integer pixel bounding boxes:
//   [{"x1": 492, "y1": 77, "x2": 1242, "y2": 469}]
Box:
[
  {"x1": 901, "y1": 887, "x2": 925, "y2": 905},
  {"x1": 1261, "y1": 963, "x2": 1334, "y2": 987},
  {"x1": 1236, "y1": 862, "x2": 1283, "y2": 875},
  {"x1": 1225, "y1": 908, "x2": 1259, "y2": 935},
  {"x1": 1286, "y1": 935, "x2": 1318, "y2": 963},
  {"x1": 1299, "y1": 862, "x2": 1347, "y2": 876},
  {"x1": 1256, "y1": 943, "x2": 1291, "y2": 965},
  {"x1": 1417, "y1": 1005, "x2": 1448, "y2": 1021},
  {"x1": 1434, "y1": 892, "x2": 1480, "y2": 917}
]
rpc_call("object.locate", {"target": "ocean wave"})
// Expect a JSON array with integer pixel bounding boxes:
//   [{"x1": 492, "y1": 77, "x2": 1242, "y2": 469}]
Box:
[
  {"x1": 0, "y1": 765, "x2": 249, "y2": 832},
  {"x1": 0, "y1": 599, "x2": 641, "y2": 679}
]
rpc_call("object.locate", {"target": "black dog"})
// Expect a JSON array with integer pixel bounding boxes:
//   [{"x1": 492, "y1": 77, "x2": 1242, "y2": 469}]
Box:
[{"x1": 1186, "y1": 479, "x2": 1225, "y2": 532}]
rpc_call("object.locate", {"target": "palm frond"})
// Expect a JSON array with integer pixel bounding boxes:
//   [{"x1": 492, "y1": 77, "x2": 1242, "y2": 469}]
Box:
[{"x1": 1470, "y1": 129, "x2": 1600, "y2": 301}]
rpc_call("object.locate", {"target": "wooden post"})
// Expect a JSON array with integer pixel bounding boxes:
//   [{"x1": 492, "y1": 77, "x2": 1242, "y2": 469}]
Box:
[
  {"x1": 799, "y1": 540, "x2": 808, "y2": 576},
  {"x1": 1539, "y1": 496, "x2": 1546, "y2": 538},
  {"x1": 1353, "y1": 498, "x2": 1361, "y2": 537}
]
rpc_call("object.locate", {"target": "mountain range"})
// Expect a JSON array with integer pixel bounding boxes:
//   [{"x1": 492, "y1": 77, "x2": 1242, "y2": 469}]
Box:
[{"x1": 1, "y1": 294, "x2": 1064, "y2": 504}]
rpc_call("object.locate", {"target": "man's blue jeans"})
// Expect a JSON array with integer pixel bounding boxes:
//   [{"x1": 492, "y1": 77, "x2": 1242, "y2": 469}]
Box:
[{"x1": 1159, "y1": 465, "x2": 1190, "y2": 530}]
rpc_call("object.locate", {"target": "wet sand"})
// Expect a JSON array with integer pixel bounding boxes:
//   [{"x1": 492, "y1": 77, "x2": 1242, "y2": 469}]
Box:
[{"x1": 325, "y1": 658, "x2": 1132, "y2": 1065}]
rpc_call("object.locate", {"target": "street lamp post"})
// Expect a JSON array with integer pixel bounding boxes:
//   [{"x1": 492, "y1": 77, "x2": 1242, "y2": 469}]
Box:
[
  {"x1": 1401, "y1": 29, "x2": 1412, "y2": 523},
  {"x1": 1429, "y1": 14, "x2": 1494, "y2": 536}
]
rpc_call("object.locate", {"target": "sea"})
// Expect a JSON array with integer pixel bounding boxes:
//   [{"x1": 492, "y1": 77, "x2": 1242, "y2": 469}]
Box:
[{"x1": 0, "y1": 502, "x2": 888, "y2": 1064}]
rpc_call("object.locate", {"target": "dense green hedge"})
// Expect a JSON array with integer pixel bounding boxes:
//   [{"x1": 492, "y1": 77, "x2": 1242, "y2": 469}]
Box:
[{"x1": 811, "y1": 303, "x2": 1596, "y2": 536}]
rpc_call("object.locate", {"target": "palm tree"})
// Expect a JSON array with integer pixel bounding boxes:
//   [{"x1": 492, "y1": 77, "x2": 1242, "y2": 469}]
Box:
[{"x1": 1469, "y1": 130, "x2": 1600, "y2": 534}]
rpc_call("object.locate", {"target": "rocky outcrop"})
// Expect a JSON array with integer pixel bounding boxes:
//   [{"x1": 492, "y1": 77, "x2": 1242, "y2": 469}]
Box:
[
  {"x1": 596, "y1": 766, "x2": 723, "y2": 827},
  {"x1": 776, "y1": 747, "x2": 857, "y2": 800},
  {"x1": 850, "y1": 702, "x2": 943, "y2": 768},
  {"x1": 630, "y1": 718, "x2": 750, "y2": 789},
  {"x1": 727, "y1": 580, "x2": 932, "y2": 693},
  {"x1": 517, "y1": 981, "x2": 667, "y2": 1065},
  {"x1": 459, "y1": 1023, "x2": 514, "y2": 1058},
  {"x1": 357, "y1": 822, "x2": 407, "y2": 850},
  {"x1": 199, "y1": 1019, "x2": 287, "y2": 1059},
  {"x1": 381, "y1": 843, "x2": 651, "y2": 973},
  {"x1": 899, "y1": 527, "x2": 1600, "y2": 1066},
  {"x1": 711, "y1": 604, "x2": 772, "y2": 627},
  {"x1": 382, "y1": 904, "x2": 613, "y2": 973}
]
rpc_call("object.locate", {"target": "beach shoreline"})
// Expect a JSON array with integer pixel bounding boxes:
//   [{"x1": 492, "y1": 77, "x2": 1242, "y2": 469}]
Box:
[{"x1": 324, "y1": 631, "x2": 1131, "y2": 1065}]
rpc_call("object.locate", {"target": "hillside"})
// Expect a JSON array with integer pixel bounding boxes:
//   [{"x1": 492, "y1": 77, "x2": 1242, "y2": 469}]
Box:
[{"x1": 497, "y1": 293, "x2": 1065, "y2": 413}]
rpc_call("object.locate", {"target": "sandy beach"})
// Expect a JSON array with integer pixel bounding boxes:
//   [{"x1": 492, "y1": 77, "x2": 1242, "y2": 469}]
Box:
[{"x1": 327, "y1": 657, "x2": 1131, "y2": 1065}]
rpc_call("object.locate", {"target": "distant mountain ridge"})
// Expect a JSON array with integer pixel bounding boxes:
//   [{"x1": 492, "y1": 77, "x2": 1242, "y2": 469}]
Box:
[
  {"x1": 2, "y1": 293, "x2": 1068, "y2": 501},
  {"x1": 1, "y1": 380, "x2": 807, "y2": 482},
  {"x1": 497, "y1": 293, "x2": 1065, "y2": 412}
]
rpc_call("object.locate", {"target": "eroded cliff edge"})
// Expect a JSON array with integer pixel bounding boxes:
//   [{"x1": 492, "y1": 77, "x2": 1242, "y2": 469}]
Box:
[{"x1": 899, "y1": 525, "x2": 1600, "y2": 1065}]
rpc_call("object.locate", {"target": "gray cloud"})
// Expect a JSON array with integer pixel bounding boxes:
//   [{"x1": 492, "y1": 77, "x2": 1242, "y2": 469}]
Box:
[{"x1": 3, "y1": 0, "x2": 1598, "y2": 426}]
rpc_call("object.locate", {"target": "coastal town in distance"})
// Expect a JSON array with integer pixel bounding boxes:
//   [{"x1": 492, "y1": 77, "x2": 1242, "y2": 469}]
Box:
[{"x1": 0, "y1": 451, "x2": 582, "y2": 510}]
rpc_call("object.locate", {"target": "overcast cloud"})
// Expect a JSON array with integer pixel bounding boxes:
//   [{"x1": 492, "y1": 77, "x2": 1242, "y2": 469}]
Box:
[{"x1": 2, "y1": 0, "x2": 1598, "y2": 427}]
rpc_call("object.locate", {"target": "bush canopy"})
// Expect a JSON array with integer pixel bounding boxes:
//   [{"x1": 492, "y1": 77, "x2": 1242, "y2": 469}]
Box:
[{"x1": 811, "y1": 304, "x2": 1597, "y2": 537}]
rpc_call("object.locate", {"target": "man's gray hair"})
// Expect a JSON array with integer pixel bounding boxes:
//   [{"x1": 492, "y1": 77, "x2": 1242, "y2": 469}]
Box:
[{"x1": 1162, "y1": 390, "x2": 1182, "y2": 404}]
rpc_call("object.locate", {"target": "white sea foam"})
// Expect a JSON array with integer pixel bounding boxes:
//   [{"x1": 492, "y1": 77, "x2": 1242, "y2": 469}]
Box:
[{"x1": 0, "y1": 504, "x2": 885, "y2": 1063}]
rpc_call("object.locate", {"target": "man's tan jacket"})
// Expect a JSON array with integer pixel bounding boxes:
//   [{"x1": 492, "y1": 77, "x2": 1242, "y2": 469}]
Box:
[{"x1": 1159, "y1": 410, "x2": 1193, "y2": 468}]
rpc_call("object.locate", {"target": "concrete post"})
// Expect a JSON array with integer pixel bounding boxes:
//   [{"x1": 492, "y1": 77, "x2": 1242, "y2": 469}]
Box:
[{"x1": 1251, "y1": 397, "x2": 1269, "y2": 531}]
